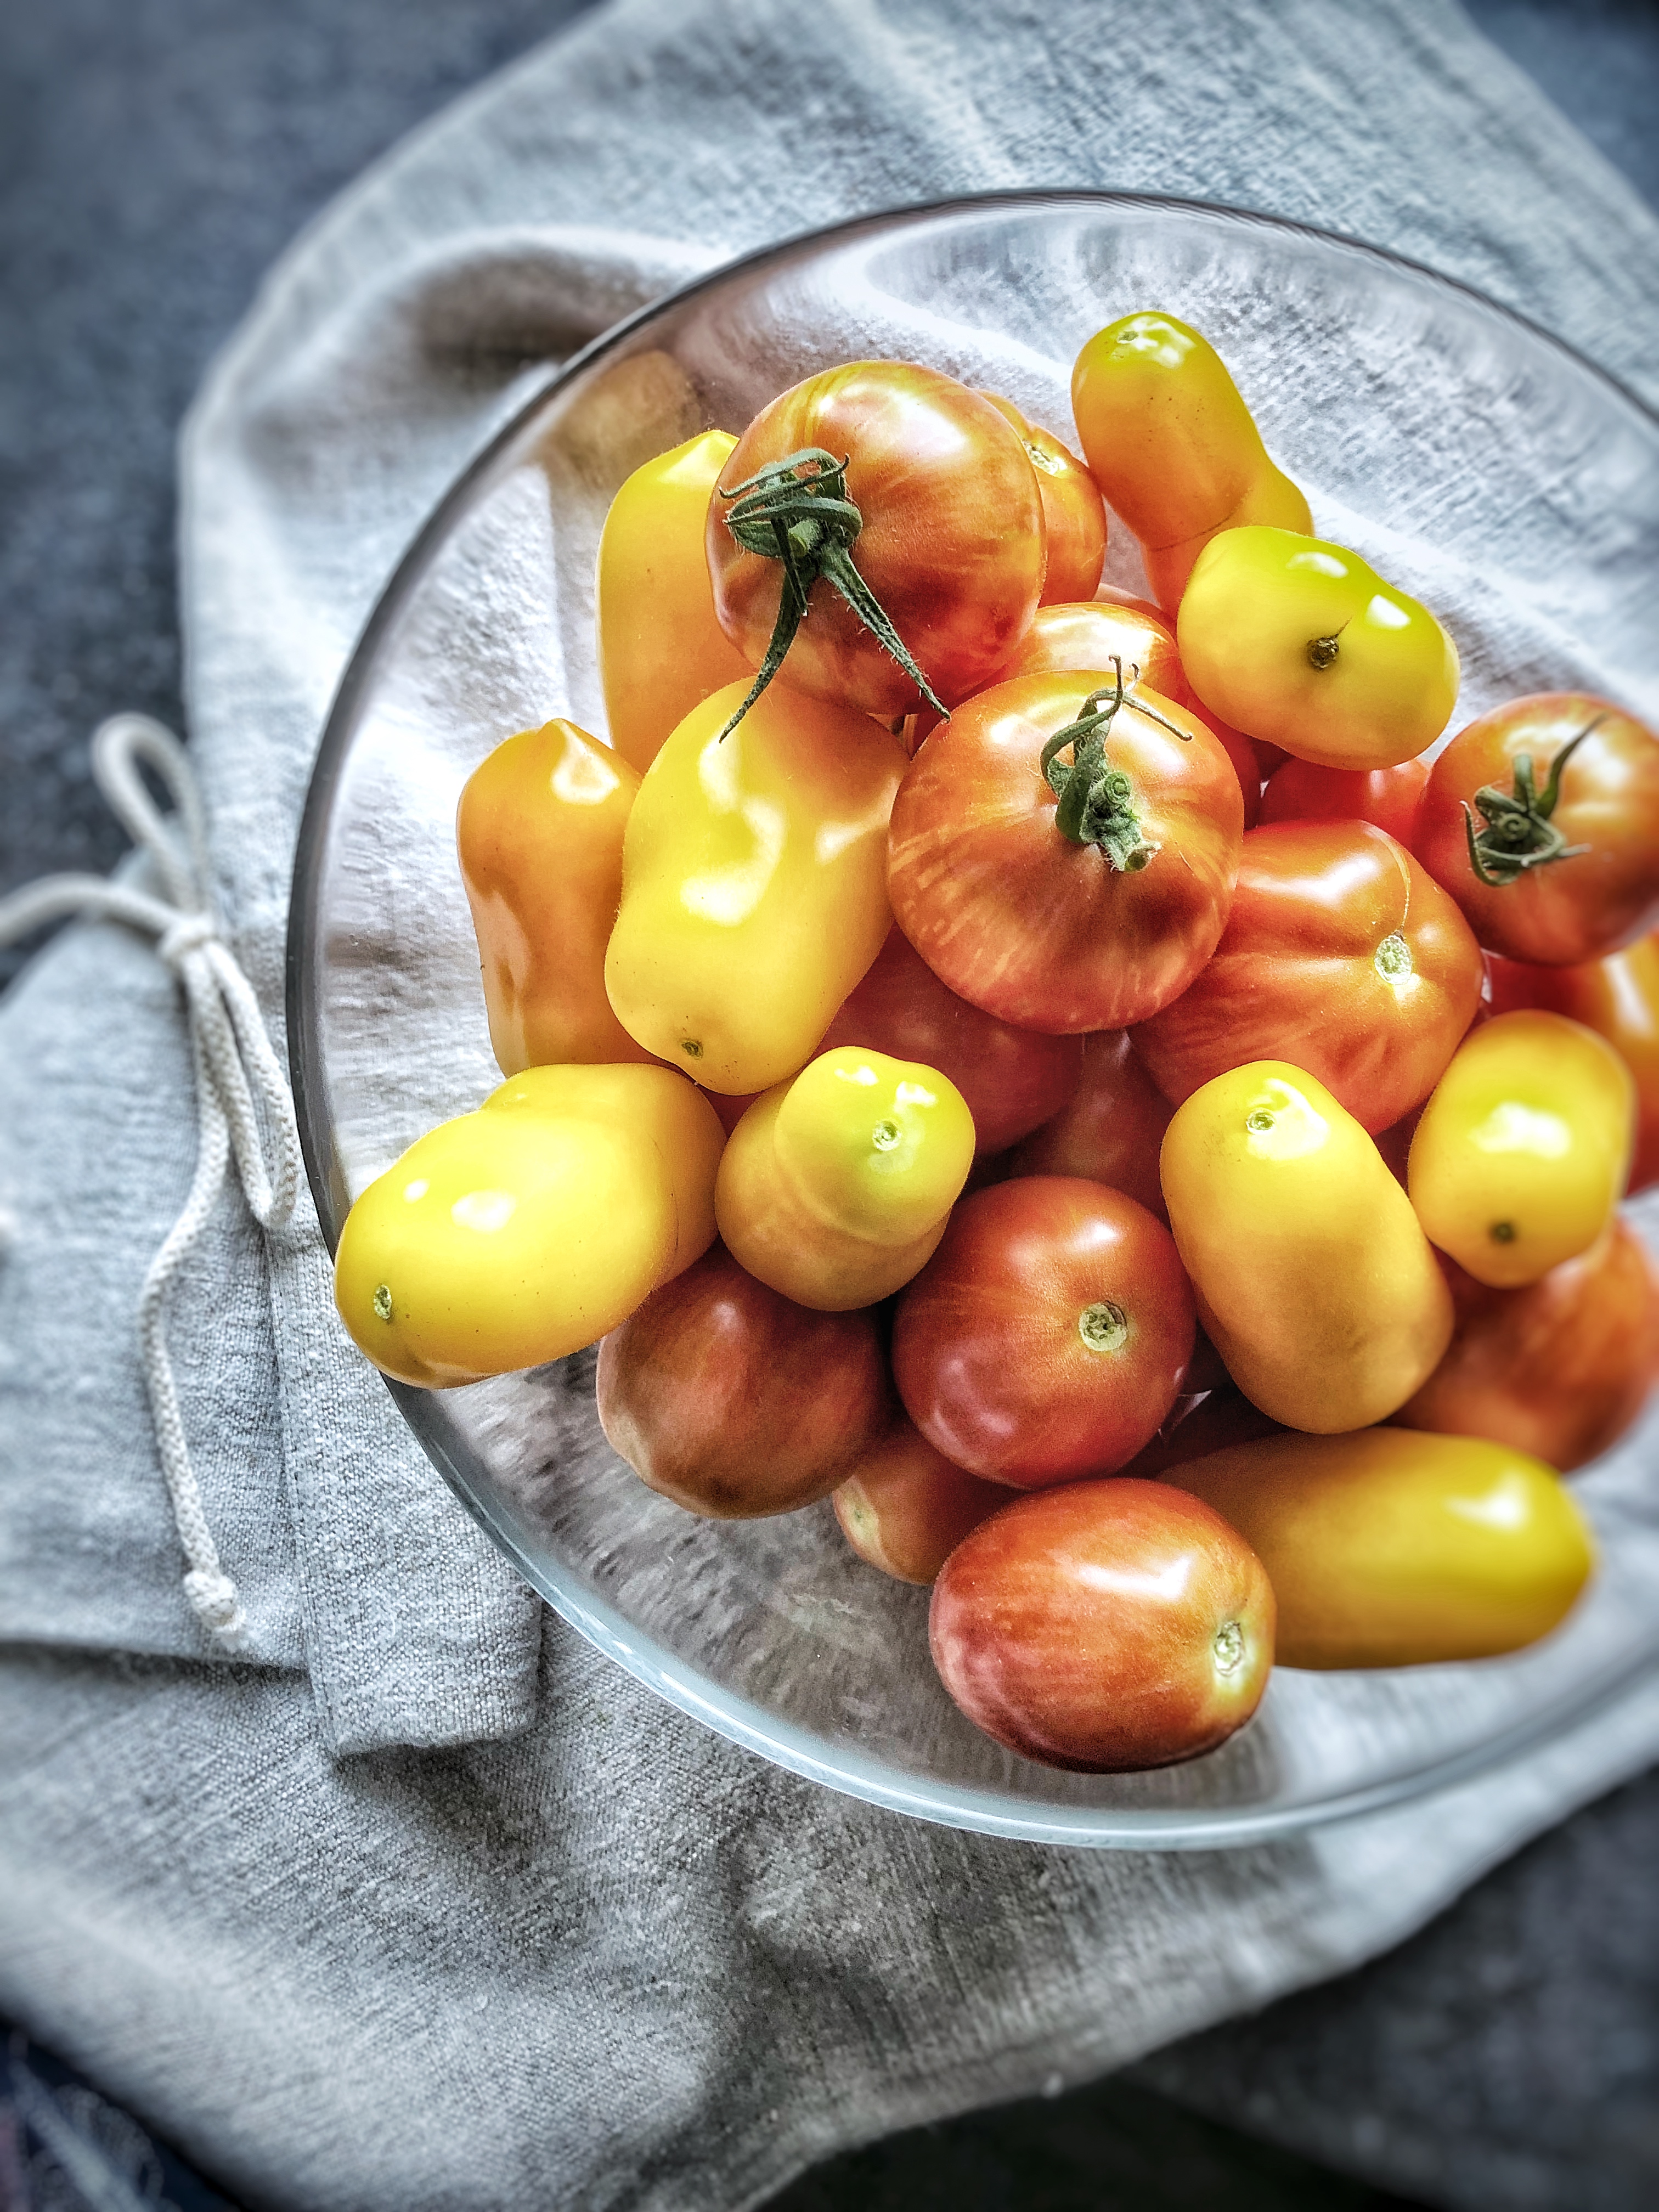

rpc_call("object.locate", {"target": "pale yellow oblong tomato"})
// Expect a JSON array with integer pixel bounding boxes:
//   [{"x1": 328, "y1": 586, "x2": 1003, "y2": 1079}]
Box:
[
  {"x1": 1167, "y1": 1429, "x2": 1595, "y2": 1667},
  {"x1": 605, "y1": 678, "x2": 907, "y2": 1094},
  {"x1": 483, "y1": 1062, "x2": 725, "y2": 1282},
  {"x1": 1408, "y1": 1009, "x2": 1634, "y2": 1288},
  {"x1": 1160, "y1": 1061, "x2": 1453, "y2": 1431},
  {"x1": 596, "y1": 430, "x2": 753, "y2": 775},
  {"x1": 334, "y1": 1108, "x2": 675, "y2": 1389}
]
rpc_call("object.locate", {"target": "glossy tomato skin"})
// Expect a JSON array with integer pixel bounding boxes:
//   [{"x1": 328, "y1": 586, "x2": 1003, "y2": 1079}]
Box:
[
  {"x1": 596, "y1": 1245, "x2": 890, "y2": 1518},
  {"x1": 888, "y1": 671, "x2": 1244, "y2": 1034},
  {"x1": 1415, "y1": 695, "x2": 1659, "y2": 964},
  {"x1": 979, "y1": 393, "x2": 1107, "y2": 603},
  {"x1": 1003, "y1": 1029, "x2": 1172, "y2": 1220},
  {"x1": 833, "y1": 1418, "x2": 1008, "y2": 1585},
  {"x1": 1487, "y1": 935, "x2": 1659, "y2": 1192},
  {"x1": 891, "y1": 1177, "x2": 1196, "y2": 1487},
  {"x1": 707, "y1": 363, "x2": 1046, "y2": 720},
  {"x1": 1395, "y1": 1222, "x2": 1659, "y2": 1472},
  {"x1": 817, "y1": 926, "x2": 1082, "y2": 1156},
  {"x1": 1133, "y1": 821, "x2": 1485, "y2": 1133},
  {"x1": 1259, "y1": 755, "x2": 1430, "y2": 847},
  {"x1": 929, "y1": 1478, "x2": 1275, "y2": 1771}
]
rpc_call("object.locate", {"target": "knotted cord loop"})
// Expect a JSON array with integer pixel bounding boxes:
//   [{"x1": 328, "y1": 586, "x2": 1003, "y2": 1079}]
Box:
[{"x1": 0, "y1": 712, "x2": 303, "y2": 1651}]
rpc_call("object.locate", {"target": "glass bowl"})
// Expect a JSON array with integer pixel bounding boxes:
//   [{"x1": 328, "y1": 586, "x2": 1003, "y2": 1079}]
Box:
[{"x1": 289, "y1": 191, "x2": 1659, "y2": 1847}]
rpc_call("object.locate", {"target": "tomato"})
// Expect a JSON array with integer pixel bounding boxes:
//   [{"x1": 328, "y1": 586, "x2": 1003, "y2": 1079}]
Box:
[
  {"x1": 1119, "y1": 1383, "x2": 1286, "y2": 1479},
  {"x1": 596, "y1": 1244, "x2": 890, "y2": 1518},
  {"x1": 335, "y1": 1101, "x2": 675, "y2": 1388},
  {"x1": 1133, "y1": 821, "x2": 1484, "y2": 1133},
  {"x1": 1070, "y1": 310, "x2": 1311, "y2": 610},
  {"x1": 456, "y1": 719, "x2": 653, "y2": 1074},
  {"x1": 605, "y1": 678, "x2": 905, "y2": 1092},
  {"x1": 887, "y1": 670, "x2": 1244, "y2": 1033},
  {"x1": 1414, "y1": 695, "x2": 1659, "y2": 964},
  {"x1": 817, "y1": 925, "x2": 1082, "y2": 1156},
  {"x1": 1407, "y1": 1009, "x2": 1635, "y2": 1286},
  {"x1": 891, "y1": 1177, "x2": 1196, "y2": 1486},
  {"x1": 833, "y1": 1418, "x2": 1008, "y2": 1585},
  {"x1": 706, "y1": 362, "x2": 1046, "y2": 724},
  {"x1": 595, "y1": 431, "x2": 754, "y2": 773},
  {"x1": 1004, "y1": 1029, "x2": 1171, "y2": 1220},
  {"x1": 1160, "y1": 1062, "x2": 1453, "y2": 1430},
  {"x1": 1169, "y1": 1430, "x2": 1594, "y2": 1666},
  {"x1": 1258, "y1": 754, "x2": 1429, "y2": 847},
  {"x1": 929, "y1": 1479, "x2": 1275, "y2": 1771},
  {"x1": 1395, "y1": 1221, "x2": 1659, "y2": 1472},
  {"x1": 1178, "y1": 527, "x2": 1460, "y2": 770},
  {"x1": 1487, "y1": 934, "x2": 1659, "y2": 1191},
  {"x1": 979, "y1": 393, "x2": 1107, "y2": 602},
  {"x1": 715, "y1": 1046, "x2": 974, "y2": 1310}
]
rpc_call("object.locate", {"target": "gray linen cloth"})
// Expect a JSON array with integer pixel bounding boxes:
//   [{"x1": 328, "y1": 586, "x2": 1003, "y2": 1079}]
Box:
[{"x1": 3, "y1": 1, "x2": 1659, "y2": 2206}]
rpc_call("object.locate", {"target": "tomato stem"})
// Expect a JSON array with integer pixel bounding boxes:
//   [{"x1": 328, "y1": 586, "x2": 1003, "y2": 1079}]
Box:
[
  {"x1": 714, "y1": 448, "x2": 949, "y2": 738},
  {"x1": 1460, "y1": 718, "x2": 1600, "y2": 888},
  {"x1": 1039, "y1": 661, "x2": 1167, "y2": 871}
]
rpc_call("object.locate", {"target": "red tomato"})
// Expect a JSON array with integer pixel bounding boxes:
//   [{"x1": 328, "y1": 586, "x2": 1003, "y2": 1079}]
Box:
[
  {"x1": 1133, "y1": 821, "x2": 1485, "y2": 1132},
  {"x1": 891, "y1": 1177, "x2": 1196, "y2": 1487},
  {"x1": 1003, "y1": 1029, "x2": 1172, "y2": 1220},
  {"x1": 1118, "y1": 1384, "x2": 1286, "y2": 1479},
  {"x1": 707, "y1": 362, "x2": 1046, "y2": 721},
  {"x1": 1487, "y1": 935, "x2": 1659, "y2": 1193},
  {"x1": 979, "y1": 393, "x2": 1107, "y2": 603},
  {"x1": 1395, "y1": 1221, "x2": 1659, "y2": 1472},
  {"x1": 888, "y1": 670, "x2": 1244, "y2": 1033},
  {"x1": 1415, "y1": 694, "x2": 1659, "y2": 964},
  {"x1": 817, "y1": 926, "x2": 1082, "y2": 1156},
  {"x1": 929, "y1": 1478, "x2": 1275, "y2": 1771},
  {"x1": 596, "y1": 1245, "x2": 890, "y2": 1517},
  {"x1": 1259, "y1": 755, "x2": 1430, "y2": 847},
  {"x1": 832, "y1": 1417, "x2": 1008, "y2": 1585}
]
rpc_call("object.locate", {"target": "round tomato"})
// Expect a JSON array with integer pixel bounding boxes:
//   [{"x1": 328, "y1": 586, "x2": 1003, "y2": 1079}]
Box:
[
  {"x1": 1415, "y1": 694, "x2": 1659, "y2": 964},
  {"x1": 1395, "y1": 1220, "x2": 1659, "y2": 1472},
  {"x1": 1133, "y1": 821, "x2": 1485, "y2": 1132},
  {"x1": 891, "y1": 1177, "x2": 1197, "y2": 1487},
  {"x1": 1258, "y1": 754, "x2": 1429, "y2": 847},
  {"x1": 817, "y1": 925, "x2": 1082, "y2": 1156},
  {"x1": 1487, "y1": 933, "x2": 1659, "y2": 1193},
  {"x1": 979, "y1": 392, "x2": 1107, "y2": 603},
  {"x1": 887, "y1": 670, "x2": 1244, "y2": 1033},
  {"x1": 706, "y1": 362, "x2": 1046, "y2": 723},
  {"x1": 1003, "y1": 1029, "x2": 1172, "y2": 1220}
]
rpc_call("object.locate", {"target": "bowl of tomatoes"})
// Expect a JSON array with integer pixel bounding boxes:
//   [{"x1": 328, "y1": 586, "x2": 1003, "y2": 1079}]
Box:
[{"x1": 291, "y1": 191, "x2": 1659, "y2": 1846}]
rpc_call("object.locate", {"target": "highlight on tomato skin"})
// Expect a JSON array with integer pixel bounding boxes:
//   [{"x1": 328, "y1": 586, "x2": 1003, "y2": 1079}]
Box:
[{"x1": 929, "y1": 1477, "x2": 1276, "y2": 1773}]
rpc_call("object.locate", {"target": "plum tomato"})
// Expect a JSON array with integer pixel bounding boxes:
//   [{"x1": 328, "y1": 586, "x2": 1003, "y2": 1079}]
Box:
[
  {"x1": 817, "y1": 926, "x2": 1082, "y2": 1156},
  {"x1": 596, "y1": 1244, "x2": 890, "y2": 1518},
  {"x1": 1487, "y1": 934, "x2": 1659, "y2": 1192},
  {"x1": 891, "y1": 1177, "x2": 1197, "y2": 1487},
  {"x1": 978, "y1": 393, "x2": 1107, "y2": 603},
  {"x1": 706, "y1": 362, "x2": 1046, "y2": 725},
  {"x1": 1258, "y1": 754, "x2": 1430, "y2": 847},
  {"x1": 833, "y1": 1417, "x2": 1008, "y2": 1585},
  {"x1": 1169, "y1": 1430, "x2": 1594, "y2": 1667},
  {"x1": 1407, "y1": 1010, "x2": 1635, "y2": 1287},
  {"x1": 929, "y1": 1477, "x2": 1275, "y2": 1771},
  {"x1": 887, "y1": 669, "x2": 1244, "y2": 1034},
  {"x1": 1415, "y1": 695, "x2": 1659, "y2": 964},
  {"x1": 1395, "y1": 1220, "x2": 1659, "y2": 1472},
  {"x1": 1003, "y1": 1029, "x2": 1172, "y2": 1220},
  {"x1": 1132, "y1": 820, "x2": 1485, "y2": 1133}
]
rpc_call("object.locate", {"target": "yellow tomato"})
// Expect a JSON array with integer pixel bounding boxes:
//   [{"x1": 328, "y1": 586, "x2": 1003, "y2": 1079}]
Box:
[
  {"x1": 715, "y1": 1046, "x2": 975, "y2": 1310},
  {"x1": 1177, "y1": 526, "x2": 1459, "y2": 769},
  {"x1": 1160, "y1": 1061, "x2": 1453, "y2": 1430},
  {"x1": 1408, "y1": 1009, "x2": 1634, "y2": 1286},
  {"x1": 1070, "y1": 311, "x2": 1311, "y2": 608},
  {"x1": 483, "y1": 1062, "x2": 725, "y2": 1280},
  {"x1": 595, "y1": 430, "x2": 754, "y2": 774},
  {"x1": 1168, "y1": 1429, "x2": 1594, "y2": 1666},
  {"x1": 605, "y1": 678, "x2": 906, "y2": 1094},
  {"x1": 456, "y1": 719, "x2": 651, "y2": 1074},
  {"x1": 334, "y1": 1106, "x2": 675, "y2": 1388}
]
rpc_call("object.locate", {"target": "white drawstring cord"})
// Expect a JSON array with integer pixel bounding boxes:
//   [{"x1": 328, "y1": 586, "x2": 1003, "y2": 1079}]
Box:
[{"x1": 0, "y1": 713, "x2": 303, "y2": 1651}]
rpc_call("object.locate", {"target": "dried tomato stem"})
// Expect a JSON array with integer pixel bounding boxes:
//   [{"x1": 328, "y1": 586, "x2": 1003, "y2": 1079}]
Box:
[{"x1": 1460, "y1": 717, "x2": 1600, "y2": 888}]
